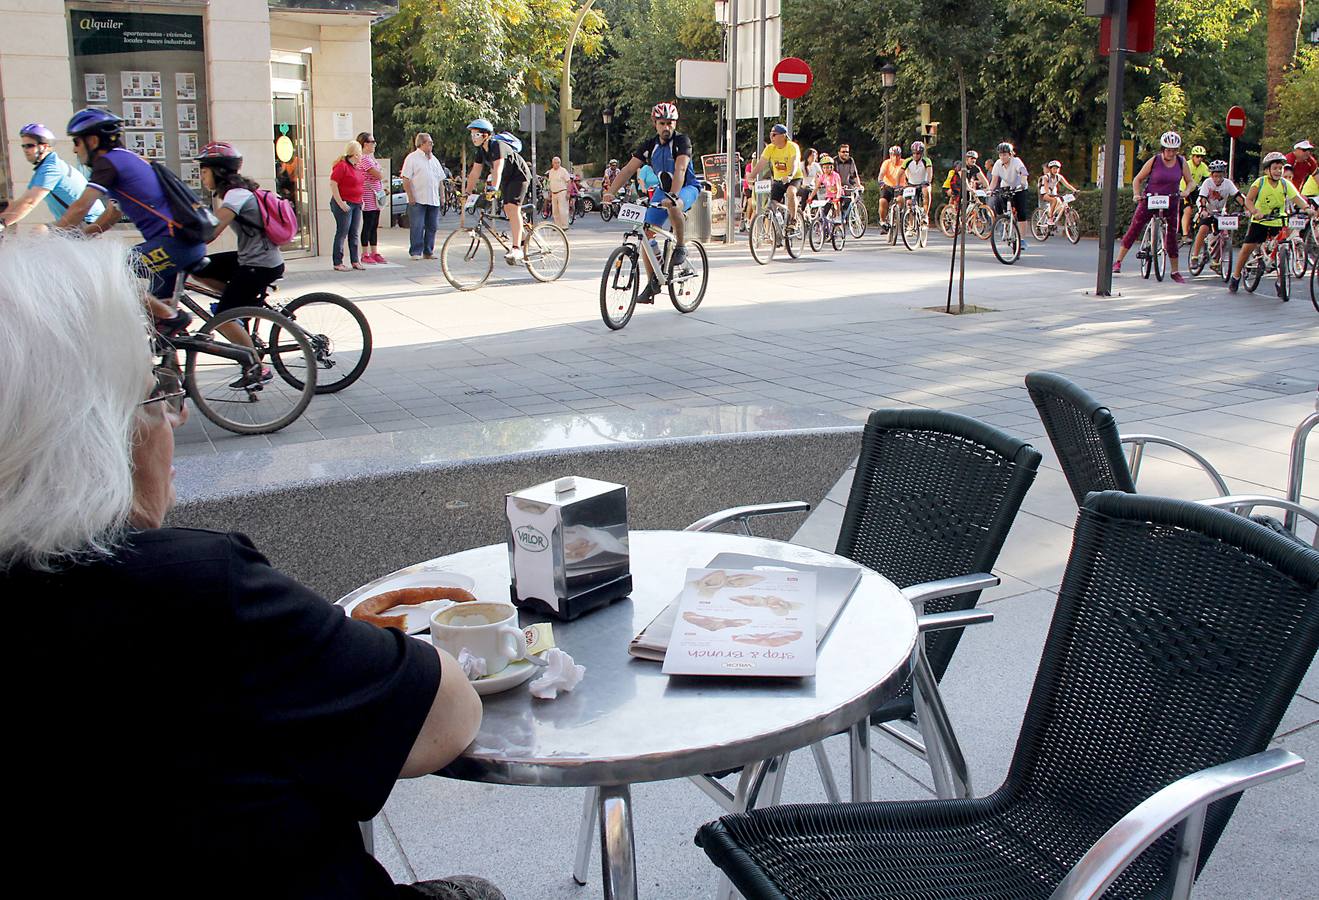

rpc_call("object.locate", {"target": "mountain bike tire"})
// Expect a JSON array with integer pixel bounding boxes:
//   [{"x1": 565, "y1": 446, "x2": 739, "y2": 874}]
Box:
[
  {"x1": 749, "y1": 212, "x2": 777, "y2": 265},
  {"x1": 900, "y1": 207, "x2": 919, "y2": 251},
  {"x1": 1243, "y1": 250, "x2": 1264, "y2": 292},
  {"x1": 1277, "y1": 245, "x2": 1291, "y2": 302},
  {"x1": 990, "y1": 214, "x2": 1021, "y2": 265},
  {"x1": 783, "y1": 216, "x2": 802, "y2": 258},
  {"x1": 1031, "y1": 207, "x2": 1051, "y2": 242},
  {"x1": 848, "y1": 199, "x2": 867, "y2": 239},
  {"x1": 1153, "y1": 220, "x2": 1167, "y2": 281},
  {"x1": 271, "y1": 292, "x2": 372, "y2": 393},
  {"x1": 600, "y1": 246, "x2": 640, "y2": 330},
  {"x1": 938, "y1": 203, "x2": 956, "y2": 238},
  {"x1": 1064, "y1": 208, "x2": 1080, "y2": 244},
  {"x1": 831, "y1": 219, "x2": 846, "y2": 251},
  {"x1": 669, "y1": 241, "x2": 708, "y2": 313},
  {"x1": 1219, "y1": 236, "x2": 1234, "y2": 283},
  {"x1": 808, "y1": 215, "x2": 824, "y2": 252},
  {"x1": 1140, "y1": 226, "x2": 1154, "y2": 279}
]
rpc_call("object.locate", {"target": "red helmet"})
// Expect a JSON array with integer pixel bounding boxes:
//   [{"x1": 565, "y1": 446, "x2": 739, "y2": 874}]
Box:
[{"x1": 197, "y1": 140, "x2": 243, "y2": 170}]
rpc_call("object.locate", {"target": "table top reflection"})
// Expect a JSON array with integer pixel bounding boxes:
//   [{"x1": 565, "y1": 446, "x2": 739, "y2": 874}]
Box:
[{"x1": 339, "y1": 530, "x2": 916, "y2": 788}]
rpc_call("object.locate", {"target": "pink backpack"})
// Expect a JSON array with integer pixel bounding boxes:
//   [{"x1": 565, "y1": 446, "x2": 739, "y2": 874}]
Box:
[{"x1": 253, "y1": 188, "x2": 298, "y2": 245}]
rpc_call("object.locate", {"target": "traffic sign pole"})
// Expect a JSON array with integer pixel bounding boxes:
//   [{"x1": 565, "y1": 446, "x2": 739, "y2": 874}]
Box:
[
  {"x1": 1095, "y1": 0, "x2": 1128, "y2": 297},
  {"x1": 1224, "y1": 106, "x2": 1246, "y2": 183}
]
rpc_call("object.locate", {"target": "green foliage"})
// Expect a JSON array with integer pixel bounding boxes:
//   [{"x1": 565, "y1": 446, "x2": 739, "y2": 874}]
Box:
[
  {"x1": 1070, "y1": 186, "x2": 1136, "y2": 237},
  {"x1": 1272, "y1": 47, "x2": 1319, "y2": 148},
  {"x1": 1134, "y1": 81, "x2": 1189, "y2": 151}
]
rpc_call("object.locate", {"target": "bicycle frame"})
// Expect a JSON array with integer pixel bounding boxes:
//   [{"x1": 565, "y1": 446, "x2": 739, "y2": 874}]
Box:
[{"x1": 617, "y1": 208, "x2": 678, "y2": 287}]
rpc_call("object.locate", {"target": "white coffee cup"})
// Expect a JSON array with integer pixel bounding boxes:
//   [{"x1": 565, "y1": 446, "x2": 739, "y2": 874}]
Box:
[{"x1": 430, "y1": 602, "x2": 525, "y2": 675}]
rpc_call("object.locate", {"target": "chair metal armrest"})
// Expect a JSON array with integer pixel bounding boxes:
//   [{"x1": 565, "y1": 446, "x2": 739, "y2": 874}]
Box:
[
  {"x1": 918, "y1": 609, "x2": 994, "y2": 633},
  {"x1": 1119, "y1": 434, "x2": 1232, "y2": 497},
  {"x1": 1048, "y1": 748, "x2": 1304, "y2": 900},
  {"x1": 901, "y1": 573, "x2": 1000, "y2": 607},
  {"x1": 684, "y1": 501, "x2": 811, "y2": 536},
  {"x1": 1196, "y1": 495, "x2": 1319, "y2": 547}
]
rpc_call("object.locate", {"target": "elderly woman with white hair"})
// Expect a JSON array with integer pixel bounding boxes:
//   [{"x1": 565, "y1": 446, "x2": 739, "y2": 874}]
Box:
[{"x1": 0, "y1": 235, "x2": 503, "y2": 898}]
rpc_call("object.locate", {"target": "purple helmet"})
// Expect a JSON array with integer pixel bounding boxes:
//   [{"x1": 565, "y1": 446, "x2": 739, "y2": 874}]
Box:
[
  {"x1": 19, "y1": 123, "x2": 56, "y2": 143},
  {"x1": 67, "y1": 108, "x2": 123, "y2": 139}
]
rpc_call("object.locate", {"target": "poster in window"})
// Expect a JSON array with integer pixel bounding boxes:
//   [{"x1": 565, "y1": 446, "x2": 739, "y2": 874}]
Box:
[
  {"x1": 84, "y1": 74, "x2": 108, "y2": 102},
  {"x1": 179, "y1": 133, "x2": 200, "y2": 160},
  {"x1": 176, "y1": 72, "x2": 196, "y2": 100},
  {"x1": 121, "y1": 71, "x2": 162, "y2": 99},
  {"x1": 127, "y1": 131, "x2": 166, "y2": 160},
  {"x1": 124, "y1": 101, "x2": 164, "y2": 129},
  {"x1": 177, "y1": 104, "x2": 197, "y2": 132},
  {"x1": 181, "y1": 160, "x2": 201, "y2": 191}
]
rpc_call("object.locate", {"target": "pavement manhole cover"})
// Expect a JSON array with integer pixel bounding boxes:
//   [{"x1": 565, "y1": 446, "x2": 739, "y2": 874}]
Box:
[{"x1": 1236, "y1": 375, "x2": 1314, "y2": 395}]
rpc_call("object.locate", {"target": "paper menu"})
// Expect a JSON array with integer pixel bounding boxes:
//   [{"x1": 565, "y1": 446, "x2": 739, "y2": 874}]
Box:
[{"x1": 662, "y1": 568, "x2": 817, "y2": 677}]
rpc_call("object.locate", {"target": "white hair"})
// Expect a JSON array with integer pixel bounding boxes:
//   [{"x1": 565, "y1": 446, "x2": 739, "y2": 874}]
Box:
[{"x1": 0, "y1": 233, "x2": 153, "y2": 571}]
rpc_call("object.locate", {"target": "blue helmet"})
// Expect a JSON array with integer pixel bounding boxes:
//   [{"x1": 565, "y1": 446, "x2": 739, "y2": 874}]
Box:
[
  {"x1": 467, "y1": 118, "x2": 494, "y2": 133},
  {"x1": 19, "y1": 123, "x2": 56, "y2": 143},
  {"x1": 67, "y1": 108, "x2": 123, "y2": 138}
]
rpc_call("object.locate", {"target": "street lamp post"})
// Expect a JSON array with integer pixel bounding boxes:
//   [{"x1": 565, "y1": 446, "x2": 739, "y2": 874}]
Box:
[
  {"x1": 880, "y1": 62, "x2": 897, "y2": 151},
  {"x1": 602, "y1": 106, "x2": 613, "y2": 165}
]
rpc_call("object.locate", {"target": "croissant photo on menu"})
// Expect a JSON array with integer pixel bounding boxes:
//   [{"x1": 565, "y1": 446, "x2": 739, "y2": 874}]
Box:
[
  {"x1": 693, "y1": 570, "x2": 766, "y2": 597},
  {"x1": 732, "y1": 631, "x2": 803, "y2": 648},
  {"x1": 729, "y1": 594, "x2": 795, "y2": 616},
  {"x1": 682, "y1": 612, "x2": 753, "y2": 632}
]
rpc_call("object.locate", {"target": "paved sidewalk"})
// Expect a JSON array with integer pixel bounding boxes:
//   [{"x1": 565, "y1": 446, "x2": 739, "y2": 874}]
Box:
[{"x1": 173, "y1": 217, "x2": 1319, "y2": 457}]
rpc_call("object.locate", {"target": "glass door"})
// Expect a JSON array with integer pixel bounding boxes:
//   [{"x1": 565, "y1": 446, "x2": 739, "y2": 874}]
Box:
[{"x1": 272, "y1": 51, "x2": 313, "y2": 256}]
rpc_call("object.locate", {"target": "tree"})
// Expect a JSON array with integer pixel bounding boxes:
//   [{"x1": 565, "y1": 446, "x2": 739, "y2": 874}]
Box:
[
  {"x1": 1272, "y1": 46, "x2": 1319, "y2": 145},
  {"x1": 1264, "y1": 0, "x2": 1305, "y2": 138},
  {"x1": 1133, "y1": 80, "x2": 1190, "y2": 153}
]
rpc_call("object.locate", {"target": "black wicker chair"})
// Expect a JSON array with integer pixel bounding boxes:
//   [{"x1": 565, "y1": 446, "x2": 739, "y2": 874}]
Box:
[
  {"x1": 1025, "y1": 371, "x2": 1318, "y2": 546},
  {"x1": 697, "y1": 491, "x2": 1319, "y2": 899}
]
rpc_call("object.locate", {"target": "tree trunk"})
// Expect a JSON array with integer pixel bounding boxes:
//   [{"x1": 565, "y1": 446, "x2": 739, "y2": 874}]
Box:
[{"x1": 1264, "y1": 0, "x2": 1304, "y2": 139}]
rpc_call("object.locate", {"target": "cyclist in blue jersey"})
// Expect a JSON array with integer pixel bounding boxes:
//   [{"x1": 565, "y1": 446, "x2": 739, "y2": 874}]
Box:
[
  {"x1": 2, "y1": 123, "x2": 105, "y2": 229},
  {"x1": 602, "y1": 101, "x2": 699, "y2": 305},
  {"x1": 55, "y1": 109, "x2": 207, "y2": 325}
]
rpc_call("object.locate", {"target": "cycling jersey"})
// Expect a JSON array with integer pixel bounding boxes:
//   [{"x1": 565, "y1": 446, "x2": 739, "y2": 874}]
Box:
[
  {"x1": 1249, "y1": 175, "x2": 1302, "y2": 226},
  {"x1": 1196, "y1": 177, "x2": 1239, "y2": 214},
  {"x1": 990, "y1": 157, "x2": 1029, "y2": 190},
  {"x1": 1180, "y1": 160, "x2": 1210, "y2": 192},
  {"x1": 1286, "y1": 152, "x2": 1316, "y2": 191},
  {"x1": 761, "y1": 141, "x2": 802, "y2": 182},
  {"x1": 1302, "y1": 174, "x2": 1318, "y2": 200},
  {"x1": 632, "y1": 132, "x2": 698, "y2": 191},
  {"x1": 903, "y1": 157, "x2": 932, "y2": 186},
  {"x1": 473, "y1": 138, "x2": 530, "y2": 184},
  {"x1": 29, "y1": 150, "x2": 104, "y2": 222},
  {"x1": 816, "y1": 169, "x2": 842, "y2": 202},
  {"x1": 879, "y1": 158, "x2": 905, "y2": 187},
  {"x1": 87, "y1": 148, "x2": 175, "y2": 241}
]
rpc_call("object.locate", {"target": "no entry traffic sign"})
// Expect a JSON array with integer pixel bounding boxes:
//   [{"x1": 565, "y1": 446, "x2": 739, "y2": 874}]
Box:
[
  {"x1": 772, "y1": 57, "x2": 813, "y2": 100},
  {"x1": 1225, "y1": 106, "x2": 1246, "y2": 139}
]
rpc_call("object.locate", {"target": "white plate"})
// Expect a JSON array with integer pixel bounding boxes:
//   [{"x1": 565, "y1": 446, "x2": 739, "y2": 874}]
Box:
[
  {"x1": 472, "y1": 658, "x2": 537, "y2": 696},
  {"x1": 343, "y1": 570, "x2": 478, "y2": 635}
]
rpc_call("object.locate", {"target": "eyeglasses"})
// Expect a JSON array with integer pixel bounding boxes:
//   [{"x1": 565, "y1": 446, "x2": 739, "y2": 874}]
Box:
[
  {"x1": 140, "y1": 366, "x2": 186, "y2": 415},
  {"x1": 21, "y1": 143, "x2": 39, "y2": 149},
  {"x1": 364, "y1": 138, "x2": 376, "y2": 144}
]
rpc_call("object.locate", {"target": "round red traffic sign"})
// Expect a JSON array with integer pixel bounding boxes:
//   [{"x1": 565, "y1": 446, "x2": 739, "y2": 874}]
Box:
[
  {"x1": 1225, "y1": 106, "x2": 1247, "y2": 139},
  {"x1": 772, "y1": 57, "x2": 813, "y2": 100}
]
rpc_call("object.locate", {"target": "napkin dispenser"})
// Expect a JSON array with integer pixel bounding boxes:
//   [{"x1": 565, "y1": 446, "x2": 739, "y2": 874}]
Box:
[{"x1": 506, "y1": 476, "x2": 632, "y2": 620}]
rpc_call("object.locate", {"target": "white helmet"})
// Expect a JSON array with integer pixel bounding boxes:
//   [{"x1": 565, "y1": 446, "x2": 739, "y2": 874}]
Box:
[
  {"x1": 651, "y1": 101, "x2": 679, "y2": 122},
  {"x1": 1047, "y1": 159, "x2": 1061, "y2": 169},
  {"x1": 1160, "y1": 131, "x2": 1182, "y2": 150},
  {"x1": 911, "y1": 140, "x2": 925, "y2": 153},
  {"x1": 1261, "y1": 151, "x2": 1288, "y2": 168}
]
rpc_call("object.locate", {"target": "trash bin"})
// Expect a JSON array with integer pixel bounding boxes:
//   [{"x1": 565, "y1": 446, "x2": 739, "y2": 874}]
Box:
[{"x1": 685, "y1": 187, "x2": 712, "y2": 243}]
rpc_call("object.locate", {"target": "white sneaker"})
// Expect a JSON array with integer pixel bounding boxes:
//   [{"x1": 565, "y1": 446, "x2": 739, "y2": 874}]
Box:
[{"x1": 504, "y1": 248, "x2": 524, "y2": 265}]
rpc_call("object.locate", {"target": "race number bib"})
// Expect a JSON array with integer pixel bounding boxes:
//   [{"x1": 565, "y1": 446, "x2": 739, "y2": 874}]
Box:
[
  {"x1": 1146, "y1": 194, "x2": 1170, "y2": 210},
  {"x1": 1217, "y1": 215, "x2": 1239, "y2": 231},
  {"x1": 754, "y1": 179, "x2": 772, "y2": 193},
  {"x1": 1062, "y1": 193, "x2": 1076, "y2": 203},
  {"x1": 617, "y1": 203, "x2": 646, "y2": 224},
  {"x1": 811, "y1": 198, "x2": 829, "y2": 208},
  {"x1": 902, "y1": 187, "x2": 916, "y2": 199},
  {"x1": 464, "y1": 194, "x2": 479, "y2": 211},
  {"x1": 1289, "y1": 215, "x2": 1310, "y2": 230}
]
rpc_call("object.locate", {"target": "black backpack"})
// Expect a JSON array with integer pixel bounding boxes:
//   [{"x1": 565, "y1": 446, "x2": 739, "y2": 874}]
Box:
[{"x1": 117, "y1": 160, "x2": 218, "y2": 244}]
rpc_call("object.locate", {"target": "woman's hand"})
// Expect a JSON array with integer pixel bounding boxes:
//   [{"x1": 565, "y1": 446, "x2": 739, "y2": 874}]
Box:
[{"x1": 337, "y1": 199, "x2": 349, "y2": 212}]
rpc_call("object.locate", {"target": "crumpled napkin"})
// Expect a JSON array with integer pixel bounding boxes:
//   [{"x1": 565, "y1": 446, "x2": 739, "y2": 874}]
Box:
[
  {"x1": 529, "y1": 648, "x2": 585, "y2": 699},
  {"x1": 457, "y1": 648, "x2": 487, "y2": 681}
]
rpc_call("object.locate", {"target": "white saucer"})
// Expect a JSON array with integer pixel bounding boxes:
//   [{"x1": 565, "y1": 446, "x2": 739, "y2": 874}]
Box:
[
  {"x1": 342, "y1": 570, "x2": 477, "y2": 634},
  {"x1": 473, "y1": 658, "x2": 537, "y2": 696}
]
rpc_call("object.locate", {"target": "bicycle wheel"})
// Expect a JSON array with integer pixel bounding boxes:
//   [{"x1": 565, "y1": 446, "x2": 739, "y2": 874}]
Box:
[
  {"x1": 1153, "y1": 220, "x2": 1167, "y2": 281},
  {"x1": 808, "y1": 215, "x2": 824, "y2": 252},
  {"x1": 185, "y1": 306, "x2": 315, "y2": 435},
  {"x1": 601, "y1": 202, "x2": 615, "y2": 222},
  {"x1": 970, "y1": 205, "x2": 992, "y2": 240},
  {"x1": 1243, "y1": 250, "x2": 1264, "y2": 292},
  {"x1": 1140, "y1": 224, "x2": 1154, "y2": 279},
  {"x1": 600, "y1": 246, "x2": 640, "y2": 330},
  {"x1": 1030, "y1": 207, "x2": 1051, "y2": 242},
  {"x1": 848, "y1": 199, "x2": 867, "y2": 239},
  {"x1": 937, "y1": 204, "x2": 955, "y2": 238},
  {"x1": 887, "y1": 208, "x2": 900, "y2": 245},
  {"x1": 990, "y1": 214, "x2": 1020, "y2": 264},
  {"x1": 749, "y1": 212, "x2": 777, "y2": 265},
  {"x1": 524, "y1": 222, "x2": 570, "y2": 282},
  {"x1": 1310, "y1": 262, "x2": 1317, "y2": 312},
  {"x1": 783, "y1": 216, "x2": 802, "y2": 258},
  {"x1": 1219, "y1": 236, "x2": 1234, "y2": 284},
  {"x1": 440, "y1": 228, "x2": 494, "y2": 291},
  {"x1": 1189, "y1": 242, "x2": 1208, "y2": 277},
  {"x1": 1063, "y1": 208, "x2": 1080, "y2": 244},
  {"x1": 669, "y1": 241, "x2": 708, "y2": 313},
  {"x1": 1277, "y1": 245, "x2": 1291, "y2": 301},
  {"x1": 917, "y1": 208, "x2": 929, "y2": 248},
  {"x1": 831, "y1": 219, "x2": 846, "y2": 251},
  {"x1": 900, "y1": 207, "x2": 919, "y2": 251},
  {"x1": 1288, "y1": 237, "x2": 1308, "y2": 278},
  {"x1": 271, "y1": 292, "x2": 372, "y2": 394}
]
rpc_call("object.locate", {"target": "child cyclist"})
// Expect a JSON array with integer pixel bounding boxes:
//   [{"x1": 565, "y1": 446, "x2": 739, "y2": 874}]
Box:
[
  {"x1": 1038, "y1": 160, "x2": 1078, "y2": 225},
  {"x1": 816, "y1": 154, "x2": 843, "y2": 220},
  {"x1": 1188, "y1": 160, "x2": 1239, "y2": 271},
  {"x1": 1227, "y1": 151, "x2": 1308, "y2": 295}
]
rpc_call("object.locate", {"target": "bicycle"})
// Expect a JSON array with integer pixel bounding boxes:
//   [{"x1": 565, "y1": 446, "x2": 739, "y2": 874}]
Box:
[
  {"x1": 990, "y1": 187, "x2": 1025, "y2": 265},
  {"x1": 1241, "y1": 225, "x2": 1296, "y2": 302},
  {"x1": 899, "y1": 184, "x2": 930, "y2": 251},
  {"x1": 841, "y1": 186, "x2": 867, "y2": 239},
  {"x1": 748, "y1": 179, "x2": 804, "y2": 265},
  {"x1": 966, "y1": 189, "x2": 995, "y2": 241},
  {"x1": 879, "y1": 189, "x2": 904, "y2": 246},
  {"x1": 1136, "y1": 194, "x2": 1176, "y2": 281},
  {"x1": 805, "y1": 198, "x2": 846, "y2": 252},
  {"x1": 1188, "y1": 207, "x2": 1240, "y2": 283},
  {"x1": 1284, "y1": 213, "x2": 1311, "y2": 279},
  {"x1": 1030, "y1": 192, "x2": 1081, "y2": 244},
  {"x1": 599, "y1": 195, "x2": 709, "y2": 330},
  {"x1": 441, "y1": 192, "x2": 569, "y2": 291}
]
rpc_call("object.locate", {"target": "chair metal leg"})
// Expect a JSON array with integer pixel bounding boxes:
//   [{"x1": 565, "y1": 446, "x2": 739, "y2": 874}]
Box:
[
  {"x1": 809, "y1": 741, "x2": 843, "y2": 803},
  {"x1": 848, "y1": 720, "x2": 872, "y2": 802},
  {"x1": 597, "y1": 784, "x2": 638, "y2": 900},
  {"x1": 911, "y1": 646, "x2": 973, "y2": 799},
  {"x1": 572, "y1": 787, "x2": 598, "y2": 885},
  {"x1": 715, "y1": 758, "x2": 785, "y2": 900},
  {"x1": 1169, "y1": 805, "x2": 1206, "y2": 900},
  {"x1": 359, "y1": 817, "x2": 374, "y2": 856}
]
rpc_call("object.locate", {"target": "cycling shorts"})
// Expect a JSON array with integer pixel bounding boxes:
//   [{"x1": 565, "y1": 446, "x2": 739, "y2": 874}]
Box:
[
  {"x1": 1243, "y1": 222, "x2": 1280, "y2": 245},
  {"x1": 644, "y1": 183, "x2": 701, "y2": 227},
  {"x1": 192, "y1": 252, "x2": 286, "y2": 315},
  {"x1": 1196, "y1": 215, "x2": 1220, "y2": 232},
  {"x1": 880, "y1": 184, "x2": 897, "y2": 202},
  {"x1": 134, "y1": 235, "x2": 208, "y2": 300},
  {"x1": 499, "y1": 171, "x2": 529, "y2": 207},
  {"x1": 769, "y1": 178, "x2": 801, "y2": 204}
]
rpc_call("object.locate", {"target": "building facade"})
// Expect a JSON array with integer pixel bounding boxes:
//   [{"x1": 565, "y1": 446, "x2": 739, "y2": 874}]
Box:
[{"x1": 0, "y1": 0, "x2": 394, "y2": 257}]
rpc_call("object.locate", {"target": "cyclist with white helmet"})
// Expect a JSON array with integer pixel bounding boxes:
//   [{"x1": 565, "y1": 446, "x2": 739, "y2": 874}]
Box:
[
  {"x1": 463, "y1": 118, "x2": 532, "y2": 263},
  {"x1": 1180, "y1": 144, "x2": 1210, "y2": 238},
  {"x1": 988, "y1": 142, "x2": 1031, "y2": 247},
  {"x1": 1111, "y1": 131, "x2": 1195, "y2": 282},
  {"x1": 902, "y1": 140, "x2": 934, "y2": 217},
  {"x1": 0, "y1": 123, "x2": 104, "y2": 228},
  {"x1": 603, "y1": 101, "x2": 700, "y2": 304},
  {"x1": 1038, "y1": 159, "x2": 1078, "y2": 225},
  {"x1": 1227, "y1": 150, "x2": 1307, "y2": 295},
  {"x1": 1189, "y1": 160, "x2": 1239, "y2": 270}
]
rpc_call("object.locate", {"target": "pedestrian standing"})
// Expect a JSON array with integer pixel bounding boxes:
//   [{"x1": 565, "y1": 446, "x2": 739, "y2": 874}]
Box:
[
  {"x1": 547, "y1": 156, "x2": 572, "y2": 227},
  {"x1": 329, "y1": 140, "x2": 365, "y2": 271},
  {"x1": 402, "y1": 132, "x2": 445, "y2": 259},
  {"x1": 356, "y1": 131, "x2": 387, "y2": 264}
]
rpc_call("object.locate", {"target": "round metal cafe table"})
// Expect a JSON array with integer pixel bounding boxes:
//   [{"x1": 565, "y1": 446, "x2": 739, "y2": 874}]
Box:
[{"x1": 340, "y1": 530, "x2": 916, "y2": 899}]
